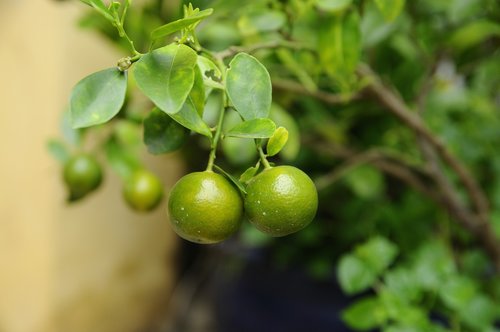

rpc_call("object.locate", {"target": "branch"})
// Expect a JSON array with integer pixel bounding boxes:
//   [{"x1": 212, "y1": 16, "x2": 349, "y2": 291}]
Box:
[
  {"x1": 357, "y1": 64, "x2": 490, "y2": 222},
  {"x1": 357, "y1": 64, "x2": 500, "y2": 270},
  {"x1": 272, "y1": 78, "x2": 358, "y2": 105},
  {"x1": 214, "y1": 40, "x2": 313, "y2": 60},
  {"x1": 313, "y1": 145, "x2": 440, "y2": 202}
]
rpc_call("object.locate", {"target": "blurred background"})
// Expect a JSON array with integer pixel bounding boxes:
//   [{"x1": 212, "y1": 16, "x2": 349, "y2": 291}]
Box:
[
  {"x1": 0, "y1": 1, "x2": 182, "y2": 331},
  {"x1": 1, "y1": 0, "x2": 499, "y2": 332}
]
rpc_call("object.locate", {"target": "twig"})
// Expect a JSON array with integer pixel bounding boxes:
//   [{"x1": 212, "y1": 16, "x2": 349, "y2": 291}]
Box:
[
  {"x1": 214, "y1": 40, "x2": 313, "y2": 60},
  {"x1": 313, "y1": 145, "x2": 439, "y2": 202},
  {"x1": 357, "y1": 64, "x2": 500, "y2": 270},
  {"x1": 357, "y1": 64, "x2": 490, "y2": 222},
  {"x1": 272, "y1": 78, "x2": 358, "y2": 105}
]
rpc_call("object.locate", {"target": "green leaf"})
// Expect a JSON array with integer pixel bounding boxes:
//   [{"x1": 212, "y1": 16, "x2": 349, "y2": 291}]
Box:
[
  {"x1": 226, "y1": 53, "x2": 272, "y2": 120},
  {"x1": 439, "y1": 275, "x2": 477, "y2": 311},
  {"x1": 47, "y1": 139, "x2": 70, "y2": 163},
  {"x1": 133, "y1": 43, "x2": 198, "y2": 114},
  {"x1": 239, "y1": 164, "x2": 260, "y2": 183},
  {"x1": 448, "y1": 20, "x2": 500, "y2": 53},
  {"x1": 197, "y1": 56, "x2": 224, "y2": 91},
  {"x1": 188, "y1": 65, "x2": 206, "y2": 116},
  {"x1": 170, "y1": 104, "x2": 212, "y2": 138},
  {"x1": 221, "y1": 109, "x2": 258, "y2": 166},
  {"x1": 338, "y1": 254, "x2": 378, "y2": 294},
  {"x1": 238, "y1": 10, "x2": 287, "y2": 33},
  {"x1": 459, "y1": 295, "x2": 499, "y2": 330},
  {"x1": 384, "y1": 268, "x2": 422, "y2": 303},
  {"x1": 143, "y1": 108, "x2": 189, "y2": 154},
  {"x1": 315, "y1": 0, "x2": 353, "y2": 12},
  {"x1": 269, "y1": 104, "x2": 300, "y2": 161},
  {"x1": 342, "y1": 297, "x2": 388, "y2": 330},
  {"x1": 169, "y1": 66, "x2": 212, "y2": 138},
  {"x1": 318, "y1": 10, "x2": 361, "y2": 89},
  {"x1": 374, "y1": 0, "x2": 405, "y2": 22},
  {"x1": 412, "y1": 241, "x2": 456, "y2": 291},
  {"x1": 61, "y1": 110, "x2": 81, "y2": 146},
  {"x1": 80, "y1": 0, "x2": 114, "y2": 21},
  {"x1": 379, "y1": 290, "x2": 429, "y2": 328},
  {"x1": 355, "y1": 236, "x2": 398, "y2": 274},
  {"x1": 105, "y1": 138, "x2": 141, "y2": 180},
  {"x1": 275, "y1": 49, "x2": 317, "y2": 92},
  {"x1": 114, "y1": 120, "x2": 141, "y2": 148},
  {"x1": 70, "y1": 68, "x2": 127, "y2": 129},
  {"x1": 150, "y1": 8, "x2": 213, "y2": 40},
  {"x1": 345, "y1": 165, "x2": 385, "y2": 199},
  {"x1": 213, "y1": 165, "x2": 247, "y2": 195},
  {"x1": 267, "y1": 127, "x2": 289, "y2": 157},
  {"x1": 226, "y1": 118, "x2": 276, "y2": 139},
  {"x1": 240, "y1": 221, "x2": 273, "y2": 247},
  {"x1": 338, "y1": 237, "x2": 398, "y2": 295}
]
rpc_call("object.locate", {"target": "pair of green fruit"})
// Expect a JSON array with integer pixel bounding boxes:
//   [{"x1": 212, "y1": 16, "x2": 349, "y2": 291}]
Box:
[
  {"x1": 63, "y1": 154, "x2": 163, "y2": 211},
  {"x1": 168, "y1": 166, "x2": 318, "y2": 244},
  {"x1": 63, "y1": 155, "x2": 318, "y2": 243}
]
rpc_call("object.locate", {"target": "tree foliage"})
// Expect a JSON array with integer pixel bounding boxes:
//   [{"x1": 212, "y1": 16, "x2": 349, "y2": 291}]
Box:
[{"x1": 50, "y1": 0, "x2": 500, "y2": 330}]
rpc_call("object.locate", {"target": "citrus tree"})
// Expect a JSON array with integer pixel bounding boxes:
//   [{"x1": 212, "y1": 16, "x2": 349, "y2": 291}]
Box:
[{"x1": 50, "y1": 0, "x2": 500, "y2": 330}]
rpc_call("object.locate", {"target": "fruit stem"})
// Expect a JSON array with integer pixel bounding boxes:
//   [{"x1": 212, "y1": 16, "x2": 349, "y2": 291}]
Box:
[
  {"x1": 206, "y1": 99, "x2": 226, "y2": 172},
  {"x1": 258, "y1": 146, "x2": 272, "y2": 169}
]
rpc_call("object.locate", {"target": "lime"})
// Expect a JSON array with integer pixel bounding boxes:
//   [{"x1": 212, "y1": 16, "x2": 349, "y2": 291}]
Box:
[
  {"x1": 245, "y1": 166, "x2": 318, "y2": 237},
  {"x1": 123, "y1": 169, "x2": 163, "y2": 212},
  {"x1": 168, "y1": 171, "x2": 243, "y2": 244},
  {"x1": 63, "y1": 154, "x2": 103, "y2": 200}
]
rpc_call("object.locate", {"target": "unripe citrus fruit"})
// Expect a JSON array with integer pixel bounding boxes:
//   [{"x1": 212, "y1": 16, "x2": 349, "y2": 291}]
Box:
[
  {"x1": 168, "y1": 171, "x2": 243, "y2": 244},
  {"x1": 63, "y1": 154, "x2": 103, "y2": 200},
  {"x1": 123, "y1": 169, "x2": 163, "y2": 212},
  {"x1": 245, "y1": 166, "x2": 318, "y2": 237}
]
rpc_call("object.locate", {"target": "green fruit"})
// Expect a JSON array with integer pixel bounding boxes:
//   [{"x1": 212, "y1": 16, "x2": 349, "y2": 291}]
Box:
[
  {"x1": 63, "y1": 154, "x2": 103, "y2": 201},
  {"x1": 168, "y1": 171, "x2": 243, "y2": 244},
  {"x1": 123, "y1": 169, "x2": 163, "y2": 212},
  {"x1": 245, "y1": 166, "x2": 318, "y2": 237}
]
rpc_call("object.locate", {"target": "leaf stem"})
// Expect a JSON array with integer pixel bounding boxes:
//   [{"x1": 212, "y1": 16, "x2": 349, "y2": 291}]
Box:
[
  {"x1": 206, "y1": 103, "x2": 225, "y2": 172},
  {"x1": 258, "y1": 145, "x2": 271, "y2": 169},
  {"x1": 115, "y1": 23, "x2": 140, "y2": 56}
]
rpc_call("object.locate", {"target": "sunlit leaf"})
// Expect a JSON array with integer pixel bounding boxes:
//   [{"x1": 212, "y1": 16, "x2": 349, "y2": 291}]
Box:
[
  {"x1": 150, "y1": 8, "x2": 214, "y2": 40},
  {"x1": 133, "y1": 43, "x2": 198, "y2": 114},
  {"x1": 342, "y1": 297, "x2": 388, "y2": 330},
  {"x1": 448, "y1": 20, "x2": 500, "y2": 52},
  {"x1": 318, "y1": 10, "x2": 361, "y2": 89},
  {"x1": 374, "y1": 0, "x2": 406, "y2": 22},
  {"x1": 315, "y1": 0, "x2": 352, "y2": 12},
  {"x1": 226, "y1": 118, "x2": 276, "y2": 139},
  {"x1": 267, "y1": 127, "x2": 288, "y2": 157},
  {"x1": 226, "y1": 53, "x2": 272, "y2": 120},
  {"x1": 269, "y1": 104, "x2": 300, "y2": 161},
  {"x1": 338, "y1": 254, "x2": 378, "y2": 294}
]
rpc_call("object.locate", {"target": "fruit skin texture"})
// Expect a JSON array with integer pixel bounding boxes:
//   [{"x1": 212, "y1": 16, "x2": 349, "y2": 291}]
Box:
[
  {"x1": 123, "y1": 169, "x2": 163, "y2": 212},
  {"x1": 245, "y1": 166, "x2": 318, "y2": 237},
  {"x1": 63, "y1": 154, "x2": 103, "y2": 200},
  {"x1": 168, "y1": 171, "x2": 243, "y2": 244}
]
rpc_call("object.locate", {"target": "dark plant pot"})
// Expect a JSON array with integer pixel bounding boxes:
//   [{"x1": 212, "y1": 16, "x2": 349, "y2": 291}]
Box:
[{"x1": 212, "y1": 249, "x2": 352, "y2": 332}]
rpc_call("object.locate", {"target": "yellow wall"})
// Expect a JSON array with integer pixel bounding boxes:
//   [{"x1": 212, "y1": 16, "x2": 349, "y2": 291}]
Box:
[{"x1": 0, "y1": 1, "x2": 181, "y2": 331}]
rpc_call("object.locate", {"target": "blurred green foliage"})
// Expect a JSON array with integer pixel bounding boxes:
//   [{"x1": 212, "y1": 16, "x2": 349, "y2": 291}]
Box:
[{"x1": 55, "y1": 0, "x2": 500, "y2": 330}]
